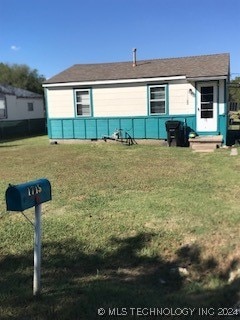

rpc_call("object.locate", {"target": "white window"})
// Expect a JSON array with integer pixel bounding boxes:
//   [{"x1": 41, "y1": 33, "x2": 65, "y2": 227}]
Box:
[
  {"x1": 75, "y1": 89, "x2": 92, "y2": 116},
  {"x1": 149, "y1": 85, "x2": 167, "y2": 115},
  {"x1": 28, "y1": 102, "x2": 34, "y2": 112},
  {"x1": 0, "y1": 98, "x2": 7, "y2": 118}
]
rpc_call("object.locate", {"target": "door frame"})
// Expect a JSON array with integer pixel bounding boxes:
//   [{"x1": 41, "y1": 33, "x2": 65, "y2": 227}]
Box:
[{"x1": 196, "y1": 81, "x2": 218, "y2": 133}]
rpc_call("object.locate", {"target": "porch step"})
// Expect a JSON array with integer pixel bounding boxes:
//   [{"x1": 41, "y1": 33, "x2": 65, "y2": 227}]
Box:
[
  {"x1": 189, "y1": 135, "x2": 223, "y2": 153},
  {"x1": 191, "y1": 143, "x2": 218, "y2": 152},
  {"x1": 193, "y1": 147, "x2": 215, "y2": 153}
]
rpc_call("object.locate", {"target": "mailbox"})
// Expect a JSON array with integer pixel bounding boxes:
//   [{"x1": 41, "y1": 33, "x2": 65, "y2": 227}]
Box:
[{"x1": 6, "y1": 178, "x2": 51, "y2": 211}]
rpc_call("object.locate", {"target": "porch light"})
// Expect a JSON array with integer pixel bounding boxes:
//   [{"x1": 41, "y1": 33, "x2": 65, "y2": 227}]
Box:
[{"x1": 189, "y1": 88, "x2": 195, "y2": 95}]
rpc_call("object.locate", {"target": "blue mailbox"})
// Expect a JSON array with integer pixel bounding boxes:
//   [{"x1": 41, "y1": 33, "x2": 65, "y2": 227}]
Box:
[{"x1": 6, "y1": 178, "x2": 51, "y2": 211}]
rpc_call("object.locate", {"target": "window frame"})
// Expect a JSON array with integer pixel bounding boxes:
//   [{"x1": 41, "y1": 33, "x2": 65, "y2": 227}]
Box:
[
  {"x1": 74, "y1": 88, "x2": 92, "y2": 117},
  {"x1": 28, "y1": 102, "x2": 34, "y2": 112},
  {"x1": 148, "y1": 84, "x2": 168, "y2": 115}
]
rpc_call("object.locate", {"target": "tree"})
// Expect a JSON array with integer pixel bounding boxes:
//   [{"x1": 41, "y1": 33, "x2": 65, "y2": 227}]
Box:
[
  {"x1": 0, "y1": 63, "x2": 46, "y2": 95},
  {"x1": 229, "y1": 76, "x2": 240, "y2": 104}
]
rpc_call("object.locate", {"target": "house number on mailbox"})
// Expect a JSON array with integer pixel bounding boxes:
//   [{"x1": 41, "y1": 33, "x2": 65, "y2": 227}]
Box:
[{"x1": 27, "y1": 184, "x2": 42, "y2": 196}]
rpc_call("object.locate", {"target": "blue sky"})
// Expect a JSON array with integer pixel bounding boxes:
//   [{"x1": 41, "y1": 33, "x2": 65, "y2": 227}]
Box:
[{"x1": 1, "y1": 0, "x2": 240, "y2": 79}]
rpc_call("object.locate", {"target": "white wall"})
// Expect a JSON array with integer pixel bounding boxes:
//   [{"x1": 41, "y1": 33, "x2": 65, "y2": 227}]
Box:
[
  {"x1": 93, "y1": 84, "x2": 146, "y2": 116},
  {"x1": 47, "y1": 81, "x2": 198, "y2": 118},
  {"x1": 47, "y1": 88, "x2": 74, "y2": 118},
  {"x1": 5, "y1": 95, "x2": 44, "y2": 120},
  {"x1": 169, "y1": 82, "x2": 196, "y2": 115}
]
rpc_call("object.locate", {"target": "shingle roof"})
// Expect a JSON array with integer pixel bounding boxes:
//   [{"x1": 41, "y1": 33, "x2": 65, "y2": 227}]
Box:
[
  {"x1": 0, "y1": 84, "x2": 42, "y2": 98},
  {"x1": 44, "y1": 53, "x2": 230, "y2": 85}
]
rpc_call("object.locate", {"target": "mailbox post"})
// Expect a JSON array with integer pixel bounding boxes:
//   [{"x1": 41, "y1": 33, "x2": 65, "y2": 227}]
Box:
[
  {"x1": 34, "y1": 203, "x2": 42, "y2": 295},
  {"x1": 5, "y1": 179, "x2": 51, "y2": 296}
]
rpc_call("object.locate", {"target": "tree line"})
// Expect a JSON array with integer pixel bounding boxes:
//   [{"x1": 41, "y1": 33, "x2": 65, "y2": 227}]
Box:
[
  {"x1": 0, "y1": 63, "x2": 46, "y2": 95},
  {"x1": 229, "y1": 76, "x2": 240, "y2": 105}
]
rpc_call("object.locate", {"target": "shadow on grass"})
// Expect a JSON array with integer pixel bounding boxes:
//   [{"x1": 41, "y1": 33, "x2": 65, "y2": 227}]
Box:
[
  {"x1": 0, "y1": 233, "x2": 240, "y2": 319},
  {"x1": 0, "y1": 134, "x2": 47, "y2": 145},
  {"x1": 0, "y1": 145, "x2": 21, "y2": 148}
]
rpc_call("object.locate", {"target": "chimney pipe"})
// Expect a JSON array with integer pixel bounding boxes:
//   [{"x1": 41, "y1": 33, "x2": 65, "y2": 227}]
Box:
[{"x1": 132, "y1": 48, "x2": 137, "y2": 67}]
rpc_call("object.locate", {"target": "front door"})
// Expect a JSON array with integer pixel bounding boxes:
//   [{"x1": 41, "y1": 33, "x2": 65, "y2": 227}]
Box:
[{"x1": 196, "y1": 82, "x2": 218, "y2": 132}]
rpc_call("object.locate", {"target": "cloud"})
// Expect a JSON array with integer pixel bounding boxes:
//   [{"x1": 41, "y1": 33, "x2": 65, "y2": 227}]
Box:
[{"x1": 11, "y1": 45, "x2": 21, "y2": 51}]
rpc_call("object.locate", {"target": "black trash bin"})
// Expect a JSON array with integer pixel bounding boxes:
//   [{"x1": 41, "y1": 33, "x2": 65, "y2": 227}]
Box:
[{"x1": 165, "y1": 120, "x2": 182, "y2": 146}]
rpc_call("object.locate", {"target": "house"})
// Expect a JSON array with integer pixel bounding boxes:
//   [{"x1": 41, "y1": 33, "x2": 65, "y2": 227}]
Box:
[
  {"x1": 43, "y1": 53, "x2": 230, "y2": 144},
  {"x1": 0, "y1": 84, "x2": 45, "y2": 138}
]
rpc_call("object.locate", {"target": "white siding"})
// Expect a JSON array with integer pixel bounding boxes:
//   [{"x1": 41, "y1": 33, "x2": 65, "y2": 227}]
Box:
[
  {"x1": 5, "y1": 95, "x2": 44, "y2": 121},
  {"x1": 46, "y1": 81, "x2": 227, "y2": 119},
  {"x1": 47, "y1": 88, "x2": 74, "y2": 118},
  {"x1": 169, "y1": 82, "x2": 196, "y2": 115},
  {"x1": 93, "y1": 85, "x2": 146, "y2": 117},
  {"x1": 4, "y1": 95, "x2": 16, "y2": 120}
]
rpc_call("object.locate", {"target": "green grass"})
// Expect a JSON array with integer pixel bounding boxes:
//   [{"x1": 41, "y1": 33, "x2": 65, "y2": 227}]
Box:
[{"x1": 0, "y1": 136, "x2": 240, "y2": 319}]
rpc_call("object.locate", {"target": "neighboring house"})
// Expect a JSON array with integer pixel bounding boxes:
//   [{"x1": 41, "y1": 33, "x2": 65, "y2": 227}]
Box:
[
  {"x1": 43, "y1": 53, "x2": 230, "y2": 144},
  {"x1": 0, "y1": 84, "x2": 45, "y2": 138}
]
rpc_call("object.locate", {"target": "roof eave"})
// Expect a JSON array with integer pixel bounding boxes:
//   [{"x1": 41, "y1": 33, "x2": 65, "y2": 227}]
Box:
[
  {"x1": 43, "y1": 75, "x2": 187, "y2": 88},
  {"x1": 187, "y1": 75, "x2": 229, "y2": 81}
]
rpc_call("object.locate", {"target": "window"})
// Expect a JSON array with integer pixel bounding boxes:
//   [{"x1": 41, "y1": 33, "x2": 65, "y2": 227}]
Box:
[
  {"x1": 75, "y1": 89, "x2": 92, "y2": 116},
  {"x1": 0, "y1": 97, "x2": 7, "y2": 118},
  {"x1": 28, "y1": 102, "x2": 34, "y2": 112},
  {"x1": 149, "y1": 85, "x2": 167, "y2": 115}
]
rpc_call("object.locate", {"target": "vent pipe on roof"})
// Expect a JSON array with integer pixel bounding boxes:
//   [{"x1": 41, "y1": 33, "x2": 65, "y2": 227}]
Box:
[{"x1": 132, "y1": 48, "x2": 137, "y2": 67}]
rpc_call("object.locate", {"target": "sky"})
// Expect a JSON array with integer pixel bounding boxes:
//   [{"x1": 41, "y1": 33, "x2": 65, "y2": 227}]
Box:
[{"x1": 1, "y1": 0, "x2": 240, "y2": 79}]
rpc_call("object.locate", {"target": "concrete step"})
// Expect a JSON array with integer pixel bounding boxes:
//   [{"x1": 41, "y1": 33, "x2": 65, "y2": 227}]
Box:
[
  {"x1": 191, "y1": 143, "x2": 217, "y2": 150},
  {"x1": 193, "y1": 148, "x2": 215, "y2": 153},
  {"x1": 189, "y1": 135, "x2": 223, "y2": 153},
  {"x1": 189, "y1": 135, "x2": 223, "y2": 144}
]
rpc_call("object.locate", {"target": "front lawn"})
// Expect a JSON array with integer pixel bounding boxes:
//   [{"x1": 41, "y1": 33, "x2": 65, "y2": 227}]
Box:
[{"x1": 0, "y1": 136, "x2": 239, "y2": 319}]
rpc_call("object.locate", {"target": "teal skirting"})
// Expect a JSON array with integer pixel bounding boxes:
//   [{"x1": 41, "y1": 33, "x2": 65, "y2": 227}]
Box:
[{"x1": 48, "y1": 115, "x2": 227, "y2": 142}]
